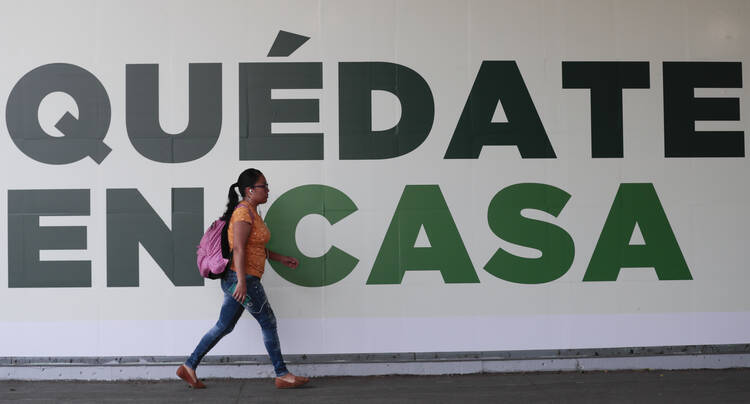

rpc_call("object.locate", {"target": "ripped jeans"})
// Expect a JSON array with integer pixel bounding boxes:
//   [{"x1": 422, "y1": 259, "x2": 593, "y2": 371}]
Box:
[{"x1": 185, "y1": 271, "x2": 289, "y2": 377}]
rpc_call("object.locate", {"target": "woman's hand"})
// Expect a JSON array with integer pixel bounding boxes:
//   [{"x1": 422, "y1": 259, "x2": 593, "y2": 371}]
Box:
[
  {"x1": 232, "y1": 279, "x2": 247, "y2": 303},
  {"x1": 280, "y1": 256, "x2": 299, "y2": 269}
]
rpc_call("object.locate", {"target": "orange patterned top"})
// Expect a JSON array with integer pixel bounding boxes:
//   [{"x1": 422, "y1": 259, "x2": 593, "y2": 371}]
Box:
[{"x1": 228, "y1": 202, "x2": 270, "y2": 278}]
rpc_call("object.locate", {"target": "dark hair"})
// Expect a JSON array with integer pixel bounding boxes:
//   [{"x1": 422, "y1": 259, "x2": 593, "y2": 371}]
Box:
[{"x1": 220, "y1": 168, "x2": 263, "y2": 221}]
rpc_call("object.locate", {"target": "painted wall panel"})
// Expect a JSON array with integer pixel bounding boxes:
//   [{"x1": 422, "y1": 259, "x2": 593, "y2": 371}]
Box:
[{"x1": 0, "y1": 0, "x2": 748, "y2": 356}]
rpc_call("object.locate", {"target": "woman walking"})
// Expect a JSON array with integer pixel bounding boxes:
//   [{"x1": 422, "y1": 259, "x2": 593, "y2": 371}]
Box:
[{"x1": 177, "y1": 168, "x2": 309, "y2": 389}]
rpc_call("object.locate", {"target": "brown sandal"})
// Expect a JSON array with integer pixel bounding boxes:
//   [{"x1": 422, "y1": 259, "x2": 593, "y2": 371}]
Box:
[
  {"x1": 275, "y1": 375, "x2": 310, "y2": 389},
  {"x1": 177, "y1": 364, "x2": 206, "y2": 389}
]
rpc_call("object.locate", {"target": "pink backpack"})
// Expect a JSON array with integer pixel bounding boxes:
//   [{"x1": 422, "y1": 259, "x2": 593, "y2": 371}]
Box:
[
  {"x1": 196, "y1": 202, "x2": 252, "y2": 279},
  {"x1": 196, "y1": 219, "x2": 230, "y2": 279}
]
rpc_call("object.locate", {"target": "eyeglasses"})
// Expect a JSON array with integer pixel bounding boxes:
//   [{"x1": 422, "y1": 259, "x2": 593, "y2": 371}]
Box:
[{"x1": 250, "y1": 183, "x2": 269, "y2": 190}]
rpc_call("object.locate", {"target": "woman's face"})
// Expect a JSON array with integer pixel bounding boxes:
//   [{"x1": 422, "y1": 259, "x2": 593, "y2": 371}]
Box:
[{"x1": 249, "y1": 174, "x2": 269, "y2": 204}]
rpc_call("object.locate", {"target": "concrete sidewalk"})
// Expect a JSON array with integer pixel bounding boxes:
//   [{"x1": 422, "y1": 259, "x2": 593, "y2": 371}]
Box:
[{"x1": 1, "y1": 369, "x2": 748, "y2": 403}]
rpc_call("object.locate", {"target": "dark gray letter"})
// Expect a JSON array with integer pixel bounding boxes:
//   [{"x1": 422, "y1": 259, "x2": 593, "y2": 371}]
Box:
[
  {"x1": 107, "y1": 188, "x2": 203, "y2": 287},
  {"x1": 239, "y1": 62, "x2": 322, "y2": 160},
  {"x1": 562, "y1": 61, "x2": 650, "y2": 158},
  {"x1": 445, "y1": 61, "x2": 555, "y2": 159},
  {"x1": 8, "y1": 189, "x2": 91, "y2": 287},
  {"x1": 339, "y1": 62, "x2": 434, "y2": 159},
  {"x1": 126, "y1": 63, "x2": 222, "y2": 163},
  {"x1": 663, "y1": 62, "x2": 743, "y2": 157},
  {"x1": 6, "y1": 64, "x2": 111, "y2": 164}
]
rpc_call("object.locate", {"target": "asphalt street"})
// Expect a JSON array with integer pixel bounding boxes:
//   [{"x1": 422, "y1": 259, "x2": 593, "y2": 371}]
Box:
[{"x1": 1, "y1": 369, "x2": 749, "y2": 403}]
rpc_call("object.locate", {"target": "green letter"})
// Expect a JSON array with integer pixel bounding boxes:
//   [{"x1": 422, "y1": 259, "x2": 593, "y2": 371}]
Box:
[
  {"x1": 484, "y1": 183, "x2": 574, "y2": 284},
  {"x1": 583, "y1": 183, "x2": 691, "y2": 281},
  {"x1": 367, "y1": 185, "x2": 478, "y2": 284},
  {"x1": 265, "y1": 185, "x2": 358, "y2": 287}
]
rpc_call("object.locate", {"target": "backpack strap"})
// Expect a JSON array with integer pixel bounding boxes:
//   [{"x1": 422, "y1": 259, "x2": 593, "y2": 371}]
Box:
[
  {"x1": 220, "y1": 219, "x2": 231, "y2": 259},
  {"x1": 221, "y1": 201, "x2": 255, "y2": 261}
]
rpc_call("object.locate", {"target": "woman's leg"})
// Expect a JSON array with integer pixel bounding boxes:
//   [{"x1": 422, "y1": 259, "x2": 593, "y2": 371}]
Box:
[
  {"x1": 185, "y1": 291, "x2": 244, "y2": 370},
  {"x1": 244, "y1": 277, "x2": 289, "y2": 377}
]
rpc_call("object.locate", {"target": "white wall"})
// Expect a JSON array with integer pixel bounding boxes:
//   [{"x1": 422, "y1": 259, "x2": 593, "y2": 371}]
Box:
[{"x1": 0, "y1": 0, "x2": 748, "y2": 357}]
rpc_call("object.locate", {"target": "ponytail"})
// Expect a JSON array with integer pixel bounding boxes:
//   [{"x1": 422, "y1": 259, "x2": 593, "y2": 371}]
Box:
[{"x1": 220, "y1": 183, "x2": 240, "y2": 221}]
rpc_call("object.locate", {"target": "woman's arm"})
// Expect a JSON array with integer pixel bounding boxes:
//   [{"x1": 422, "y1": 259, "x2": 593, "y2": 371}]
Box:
[
  {"x1": 266, "y1": 249, "x2": 299, "y2": 269},
  {"x1": 231, "y1": 220, "x2": 251, "y2": 302}
]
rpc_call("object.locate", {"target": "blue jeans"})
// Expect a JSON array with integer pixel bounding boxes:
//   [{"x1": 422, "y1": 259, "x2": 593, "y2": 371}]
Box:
[{"x1": 185, "y1": 271, "x2": 289, "y2": 377}]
